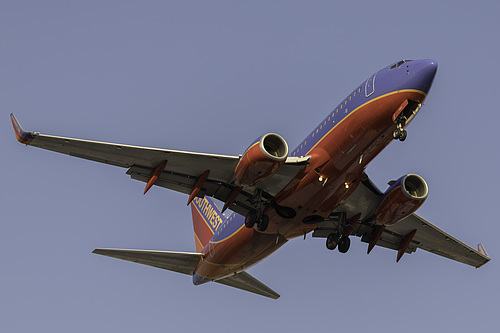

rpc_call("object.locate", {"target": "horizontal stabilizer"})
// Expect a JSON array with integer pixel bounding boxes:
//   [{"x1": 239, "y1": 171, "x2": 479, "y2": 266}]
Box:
[
  {"x1": 216, "y1": 271, "x2": 280, "y2": 299},
  {"x1": 93, "y1": 248, "x2": 279, "y2": 299},
  {"x1": 92, "y1": 248, "x2": 202, "y2": 275}
]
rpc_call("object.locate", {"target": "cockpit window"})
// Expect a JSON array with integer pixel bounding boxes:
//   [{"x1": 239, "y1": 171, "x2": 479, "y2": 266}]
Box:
[{"x1": 389, "y1": 59, "x2": 414, "y2": 70}]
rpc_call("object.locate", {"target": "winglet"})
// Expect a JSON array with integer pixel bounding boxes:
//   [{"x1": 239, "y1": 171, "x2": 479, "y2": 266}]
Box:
[
  {"x1": 475, "y1": 244, "x2": 491, "y2": 269},
  {"x1": 477, "y1": 243, "x2": 489, "y2": 258},
  {"x1": 10, "y1": 113, "x2": 37, "y2": 145}
]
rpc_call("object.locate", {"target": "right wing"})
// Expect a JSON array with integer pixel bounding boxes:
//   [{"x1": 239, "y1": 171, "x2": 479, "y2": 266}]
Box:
[
  {"x1": 313, "y1": 173, "x2": 491, "y2": 268},
  {"x1": 11, "y1": 114, "x2": 309, "y2": 216},
  {"x1": 385, "y1": 214, "x2": 489, "y2": 267}
]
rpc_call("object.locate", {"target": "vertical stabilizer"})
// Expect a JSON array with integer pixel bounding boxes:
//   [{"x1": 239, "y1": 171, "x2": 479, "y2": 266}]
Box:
[{"x1": 190, "y1": 197, "x2": 226, "y2": 252}]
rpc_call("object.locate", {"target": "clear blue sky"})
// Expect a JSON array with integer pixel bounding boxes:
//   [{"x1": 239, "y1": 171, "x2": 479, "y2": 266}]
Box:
[{"x1": 2, "y1": 1, "x2": 499, "y2": 332}]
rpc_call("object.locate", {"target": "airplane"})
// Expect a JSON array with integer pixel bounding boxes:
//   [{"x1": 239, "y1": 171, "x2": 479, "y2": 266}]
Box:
[{"x1": 11, "y1": 59, "x2": 490, "y2": 299}]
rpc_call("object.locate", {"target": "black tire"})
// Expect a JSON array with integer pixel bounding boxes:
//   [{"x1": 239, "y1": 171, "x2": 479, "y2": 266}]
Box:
[
  {"x1": 338, "y1": 236, "x2": 351, "y2": 253},
  {"x1": 245, "y1": 211, "x2": 257, "y2": 228},
  {"x1": 257, "y1": 215, "x2": 269, "y2": 231},
  {"x1": 393, "y1": 128, "x2": 401, "y2": 140},
  {"x1": 326, "y1": 233, "x2": 338, "y2": 250},
  {"x1": 399, "y1": 130, "x2": 407, "y2": 142}
]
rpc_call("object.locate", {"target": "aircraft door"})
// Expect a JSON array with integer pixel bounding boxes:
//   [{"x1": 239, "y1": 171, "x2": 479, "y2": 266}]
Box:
[{"x1": 365, "y1": 72, "x2": 377, "y2": 97}]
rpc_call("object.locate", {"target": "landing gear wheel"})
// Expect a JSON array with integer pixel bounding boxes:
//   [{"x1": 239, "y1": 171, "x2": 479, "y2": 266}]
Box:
[
  {"x1": 257, "y1": 215, "x2": 269, "y2": 232},
  {"x1": 326, "y1": 233, "x2": 339, "y2": 250},
  {"x1": 393, "y1": 128, "x2": 402, "y2": 140},
  {"x1": 338, "y1": 236, "x2": 351, "y2": 253},
  {"x1": 399, "y1": 130, "x2": 407, "y2": 141},
  {"x1": 245, "y1": 211, "x2": 257, "y2": 228}
]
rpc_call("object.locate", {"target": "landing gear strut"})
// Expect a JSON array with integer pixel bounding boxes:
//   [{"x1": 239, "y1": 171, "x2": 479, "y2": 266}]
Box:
[{"x1": 244, "y1": 189, "x2": 270, "y2": 232}]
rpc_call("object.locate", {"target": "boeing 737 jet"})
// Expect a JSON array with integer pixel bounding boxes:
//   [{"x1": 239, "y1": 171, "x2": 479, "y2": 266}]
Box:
[{"x1": 11, "y1": 59, "x2": 490, "y2": 299}]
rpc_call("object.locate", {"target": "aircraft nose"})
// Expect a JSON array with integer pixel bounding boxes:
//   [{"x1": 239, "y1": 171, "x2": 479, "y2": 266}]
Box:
[{"x1": 414, "y1": 59, "x2": 438, "y2": 94}]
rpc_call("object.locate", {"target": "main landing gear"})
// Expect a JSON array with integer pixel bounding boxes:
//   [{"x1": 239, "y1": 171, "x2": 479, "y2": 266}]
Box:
[
  {"x1": 326, "y1": 232, "x2": 351, "y2": 253},
  {"x1": 245, "y1": 211, "x2": 269, "y2": 232},
  {"x1": 324, "y1": 212, "x2": 356, "y2": 254}
]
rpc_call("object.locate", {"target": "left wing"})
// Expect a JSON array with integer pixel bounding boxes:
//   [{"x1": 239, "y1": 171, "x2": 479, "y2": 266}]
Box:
[{"x1": 11, "y1": 114, "x2": 309, "y2": 215}]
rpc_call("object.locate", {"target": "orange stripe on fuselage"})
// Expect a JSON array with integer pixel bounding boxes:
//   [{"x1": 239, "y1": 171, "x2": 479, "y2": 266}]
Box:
[{"x1": 306, "y1": 89, "x2": 425, "y2": 155}]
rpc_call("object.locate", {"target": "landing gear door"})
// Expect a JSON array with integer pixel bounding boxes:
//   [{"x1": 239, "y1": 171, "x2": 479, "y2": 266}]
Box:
[{"x1": 365, "y1": 72, "x2": 377, "y2": 97}]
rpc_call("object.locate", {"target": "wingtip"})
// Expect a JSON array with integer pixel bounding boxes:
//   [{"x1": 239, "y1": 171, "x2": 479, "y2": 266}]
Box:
[
  {"x1": 477, "y1": 243, "x2": 489, "y2": 257},
  {"x1": 475, "y1": 244, "x2": 491, "y2": 268},
  {"x1": 10, "y1": 113, "x2": 36, "y2": 145},
  {"x1": 92, "y1": 248, "x2": 107, "y2": 255}
]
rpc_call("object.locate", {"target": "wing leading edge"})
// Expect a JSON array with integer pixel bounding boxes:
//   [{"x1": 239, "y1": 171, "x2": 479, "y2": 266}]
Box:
[{"x1": 10, "y1": 114, "x2": 309, "y2": 216}]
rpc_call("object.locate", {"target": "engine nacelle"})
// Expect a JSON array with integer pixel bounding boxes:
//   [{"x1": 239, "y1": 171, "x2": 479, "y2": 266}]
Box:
[
  {"x1": 375, "y1": 174, "x2": 428, "y2": 226},
  {"x1": 234, "y1": 133, "x2": 288, "y2": 186}
]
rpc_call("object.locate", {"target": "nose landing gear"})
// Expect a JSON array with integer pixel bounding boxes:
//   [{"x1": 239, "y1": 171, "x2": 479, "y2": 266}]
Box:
[{"x1": 393, "y1": 123, "x2": 407, "y2": 141}]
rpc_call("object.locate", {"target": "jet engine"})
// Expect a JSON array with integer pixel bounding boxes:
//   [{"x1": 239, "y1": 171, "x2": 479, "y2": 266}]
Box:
[
  {"x1": 234, "y1": 133, "x2": 288, "y2": 186},
  {"x1": 375, "y1": 174, "x2": 428, "y2": 225}
]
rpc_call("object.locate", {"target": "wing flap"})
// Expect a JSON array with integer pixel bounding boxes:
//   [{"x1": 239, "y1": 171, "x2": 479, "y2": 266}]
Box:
[
  {"x1": 29, "y1": 132, "x2": 240, "y2": 181},
  {"x1": 92, "y1": 248, "x2": 202, "y2": 275},
  {"x1": 216, "y1": 271, "x2": 280, "y2": 299}
]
